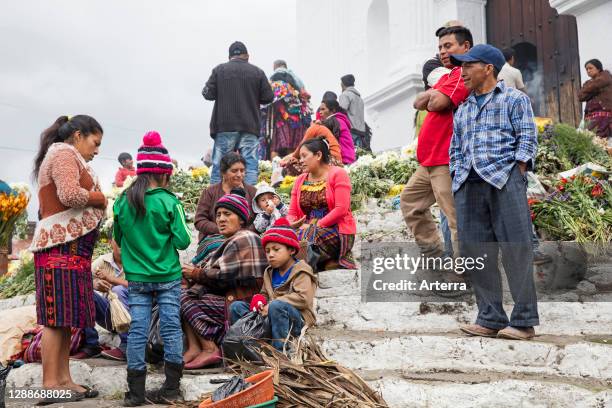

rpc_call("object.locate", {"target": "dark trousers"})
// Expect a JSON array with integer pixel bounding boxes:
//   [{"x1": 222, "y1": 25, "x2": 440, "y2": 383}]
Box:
[
  {"x1": 454, "y1": 165, "x2": 539, "y2": 329},
  {"x1": 83, "y1": 286, "x2": 129, "y2": 352}
]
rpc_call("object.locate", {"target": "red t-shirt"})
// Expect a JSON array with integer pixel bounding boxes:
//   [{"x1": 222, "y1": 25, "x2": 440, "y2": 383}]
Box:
[
  {"x1": 115, "y1": 167, "x2": 136, "y2": 187},
  {"x1": 416, "y1": 67, "x2": 470, "y2": 166}
]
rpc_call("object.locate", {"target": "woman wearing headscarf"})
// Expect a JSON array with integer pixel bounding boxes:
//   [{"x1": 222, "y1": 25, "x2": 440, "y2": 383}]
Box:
[{"x1": 181, "y1": 189, "x2": 266, "y2": 369}]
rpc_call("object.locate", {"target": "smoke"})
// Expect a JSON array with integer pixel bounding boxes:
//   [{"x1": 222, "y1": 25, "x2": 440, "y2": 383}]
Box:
[{"x1": 523, "y1": 61, "x2": 544, "y2": 116}]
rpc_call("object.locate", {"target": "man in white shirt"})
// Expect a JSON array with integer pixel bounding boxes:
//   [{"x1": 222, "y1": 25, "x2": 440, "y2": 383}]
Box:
[{"x1": 498, "y1": 48, "x2": 526, "y2": 92}]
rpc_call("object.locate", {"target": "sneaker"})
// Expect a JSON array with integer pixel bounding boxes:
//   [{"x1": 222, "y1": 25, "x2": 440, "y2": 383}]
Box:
[
  {"x1": 101, "y1": 347, "x2": 126, "y2": 361},
  {"x1": 70, "y1": 346, "x2": 101, "y2": 360}
]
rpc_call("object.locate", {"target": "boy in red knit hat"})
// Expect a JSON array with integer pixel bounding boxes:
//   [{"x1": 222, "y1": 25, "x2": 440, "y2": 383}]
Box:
[{"x1": 229, "y1": 218, "x2": 317, "y2": 351}]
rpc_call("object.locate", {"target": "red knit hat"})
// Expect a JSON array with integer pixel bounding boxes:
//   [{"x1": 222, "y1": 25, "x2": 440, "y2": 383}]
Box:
[
  {"x1": 262, "y1": 218, "x2": 300, "y2": 252},
  {"x1": 136, "y1": 131, "x2": 173, "y2": 175}
]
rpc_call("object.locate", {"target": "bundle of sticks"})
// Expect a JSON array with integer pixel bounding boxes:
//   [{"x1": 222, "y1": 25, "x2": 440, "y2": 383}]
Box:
[{"x1": 192, "y1": 335, "x2": 388, "y2": 408}]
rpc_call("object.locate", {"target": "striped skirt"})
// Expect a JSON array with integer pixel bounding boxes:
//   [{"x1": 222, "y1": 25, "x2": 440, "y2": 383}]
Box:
[
  {"x1": 181, "y1": 285, "x2": 227, "y2": 345},
  {"x1": 34, "y1": 229, "x2": 98, "y2": 328},
  {"x1": 297, "y1": 224, "x2": 356, "y2": 270}
]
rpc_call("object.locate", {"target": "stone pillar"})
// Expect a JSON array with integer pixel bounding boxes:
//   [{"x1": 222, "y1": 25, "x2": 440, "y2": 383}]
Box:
[
  {"x1": 432, "y1": 0, "x2": 487, "y2": 44},
  {"x1": 455, "y1": 0, "x2": 488, "y2": 44}
]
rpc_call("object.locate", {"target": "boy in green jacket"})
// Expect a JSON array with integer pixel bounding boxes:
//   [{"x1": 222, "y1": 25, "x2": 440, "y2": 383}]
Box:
[{"x1": 114, "y1": 131, "x2": 191, "y2": 406}]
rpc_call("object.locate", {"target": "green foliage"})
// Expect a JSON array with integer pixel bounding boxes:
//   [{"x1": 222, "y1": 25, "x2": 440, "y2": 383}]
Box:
[
  {"x1": 13, "y1": 211, "x2": 29, "y2": 240},
  {"x1": 532, "y1": 177, "x2": 612, "y2": 243},
  {"x1": 537, "y1": 124, "x2": 612, "y2": 176},
  {"x1": 0, "y1": 255, "x2": 35, "y2": 299},
  {"x1": 93, "y1": 237, "x2": 112, "y2": 260},
  {"x1": 168, "y1": 170, "x2": 209, "y2": 214}
]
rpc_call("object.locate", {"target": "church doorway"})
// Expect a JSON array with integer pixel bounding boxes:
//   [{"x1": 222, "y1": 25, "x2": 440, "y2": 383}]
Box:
[{"x1": 486, "y1": 0, "x2": 582, "y2": 126}]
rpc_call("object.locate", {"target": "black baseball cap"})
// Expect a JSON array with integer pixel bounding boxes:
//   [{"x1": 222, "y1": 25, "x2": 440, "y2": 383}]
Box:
[
  {"x1": 450, "y1": 44, "x2": 506, "y2": 72},
  {"x1": 229, "y1": 41, "x2": 248, "y2": 57}
]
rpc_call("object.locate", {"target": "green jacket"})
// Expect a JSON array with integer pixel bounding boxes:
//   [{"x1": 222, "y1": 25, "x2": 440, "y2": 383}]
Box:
[{"x1": 113, "y1": 188, "x2": 191, "y2": 283}]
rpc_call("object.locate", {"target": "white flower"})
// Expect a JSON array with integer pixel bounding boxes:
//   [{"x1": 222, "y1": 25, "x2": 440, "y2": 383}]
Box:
[
  {"x1": 105, "y1": 198, "x2": 115, "y2": 219},
  {"x1": 259, "y1": 160, "x2": 273, "y2": 173},
  {"x1": 401, "y1": 142, "x2": 417, "y2": 160},
  {"x1": 598, "y1": 208, "x2": 605, "y2": 215},
  {"x1": 102, "y1": 217, "x2": 114, "y2": 232},
  {"x1": 9, "y1": 182, "x2": 30, "y2": 196},
  {"x1": 19, "y1": 250, "x2": 33, "y2": 264}
]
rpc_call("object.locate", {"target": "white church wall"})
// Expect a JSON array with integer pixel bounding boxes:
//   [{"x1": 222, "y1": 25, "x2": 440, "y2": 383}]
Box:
[{"x1": 295, "y1": 0, "x2": 488, "y2": 152}]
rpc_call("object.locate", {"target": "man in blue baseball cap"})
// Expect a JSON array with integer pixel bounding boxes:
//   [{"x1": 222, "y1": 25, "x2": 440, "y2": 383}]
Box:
[{"x1": 449, "y1": 44, "x2": 540, "y2": 341}]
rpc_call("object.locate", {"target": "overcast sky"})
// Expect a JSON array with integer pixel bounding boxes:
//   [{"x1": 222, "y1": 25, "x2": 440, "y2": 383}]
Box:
[{"x1": 0, "y1": 0, "x2": 297, "y2": 217}]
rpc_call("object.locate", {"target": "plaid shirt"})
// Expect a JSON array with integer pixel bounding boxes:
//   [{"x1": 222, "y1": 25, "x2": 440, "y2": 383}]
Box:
[{"x1": 449, "y1": 81, "x2": 537, "y2": 192}]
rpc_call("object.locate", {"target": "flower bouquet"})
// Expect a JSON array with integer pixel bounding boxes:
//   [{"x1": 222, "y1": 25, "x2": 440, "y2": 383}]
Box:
[
  {"x1": 530, "y1": 176, "x2": 612, "y2": 244},
  {"x1": 0, "y1": 184, "x2": 30, "y2": 275}
]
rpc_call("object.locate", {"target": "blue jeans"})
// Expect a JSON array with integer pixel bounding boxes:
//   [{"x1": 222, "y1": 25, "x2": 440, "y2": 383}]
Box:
[
  {"x1": 230, "y1": 300, "x2": 304, "y2": 351},
  {"x1": 455, "y1": 165, "x2": 539, "y2": 329},
  {"x1": 439, "y1": 211, "x2": 453, "y2": 257},
  {"x1": 127, "y1": 280, "x2": 183, "y2": 370},
  {"x1": 210, "y1": 132, "x2": 259, "y2": 185},
  {"x1": 83, "y1": 285, "x2": 129, "y2": 352}
]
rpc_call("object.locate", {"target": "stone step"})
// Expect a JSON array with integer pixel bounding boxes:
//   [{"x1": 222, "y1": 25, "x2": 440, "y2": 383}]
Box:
[
  {"x1": 6, "y1": 339, "x2": 611, "y2": 407},
  {"x1": 316, "y1": 294, "x2": 612, "y2": 336},
  {"x1": 316, "y1": 269, "x2": 612, "y2": 336},
  {"x1": 6, "y1": 360, "x2": 231, "y2": 402},
  {"x1": 313, "y1": 330, "x2": 612, "y2": 385},
  {"x1": 0, "y1": 294, "x2": 35, "y2": 312},
  {"x1": 368, "y1": 375, "x2": 612, "y2": 408}
]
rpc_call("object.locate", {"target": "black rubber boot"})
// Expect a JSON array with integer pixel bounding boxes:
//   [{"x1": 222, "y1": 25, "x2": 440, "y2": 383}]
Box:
[
  {"x1": 123, "y1": 369, "x2": 147, "y2": 407},
  {"x1": 146, "y1": 361, "x2": 183, "y2": 404}
]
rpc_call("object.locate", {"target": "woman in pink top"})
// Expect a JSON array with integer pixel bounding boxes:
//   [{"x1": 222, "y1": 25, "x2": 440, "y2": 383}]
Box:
[
  {"x1": 288, "y1": 138, "x2": 357, "y2": 271},
  {"x1": 319, "y1": 99, "x2": 356, "y2": 165}
]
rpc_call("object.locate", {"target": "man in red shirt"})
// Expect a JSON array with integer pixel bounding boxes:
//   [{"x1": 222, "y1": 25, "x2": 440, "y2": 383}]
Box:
[
  {"x1": 400, "y1": 26, "x2": 473, "y2": 258},
  {"x1": 114, "y1": 152, "x2": 136, "y2": 188}
]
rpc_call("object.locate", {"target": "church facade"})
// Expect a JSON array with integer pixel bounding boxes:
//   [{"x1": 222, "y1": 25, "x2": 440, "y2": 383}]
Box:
[{"x1": 296, "y1": 0, "x2": 611, "y2": 151}]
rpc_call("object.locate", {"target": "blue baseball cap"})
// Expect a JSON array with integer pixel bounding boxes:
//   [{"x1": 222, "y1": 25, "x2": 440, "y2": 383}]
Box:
[{"x1": 450, "y1": 44, "x2": 506, "y2": 72}]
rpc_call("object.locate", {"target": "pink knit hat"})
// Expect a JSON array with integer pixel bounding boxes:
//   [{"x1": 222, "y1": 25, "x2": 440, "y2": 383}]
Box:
[{"x1": 136, "y1": 131, "x2": 173, "y2": 175}]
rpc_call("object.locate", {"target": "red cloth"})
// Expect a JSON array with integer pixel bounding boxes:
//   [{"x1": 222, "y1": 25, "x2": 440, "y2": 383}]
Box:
[
  {"x1": 417, "y1": 67, "x2": 470, "y2": 167},
  {"x1": 114, "y1": 167, "x2": 136, "y2": 187},
  {"x1": 250, "y1": 294, "x2": 268, "y2": 312},
  {"x1": 288, "y1": 166, "x2": 356, "y2": 235}
]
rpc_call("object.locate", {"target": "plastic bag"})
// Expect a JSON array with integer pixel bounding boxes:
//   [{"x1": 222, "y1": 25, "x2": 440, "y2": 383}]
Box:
[
  {"x1": 222, "y1": 312, "x2": 271, "y2": 362},
  {"x1": 145, "y1": 304, "x2": 186, "y2": 364},
  {"x1": 211, "y1": 375, "x2": 251, "y2": 402},
  {"x1": 0, "y1": 363, "x2": 12, "y2": 408},
  {"x1": 145, "y1": 305, "x2": 164, "y2": 364}
]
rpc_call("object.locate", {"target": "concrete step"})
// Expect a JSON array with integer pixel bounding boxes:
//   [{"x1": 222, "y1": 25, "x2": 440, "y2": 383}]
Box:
[
  {"x1": 368, "y1": 375, "x2": 612, "y2": 408},
  {"x1": 6, "y1": 359, "x2": 231, "y2": 402},
  {"x1": 313, "y1": 329, "x2": 612, "y2": 385},
  {"x1": 316, "y1": 294, "x2": 612, "y2": 336},
  {"x1": 316, "y1": 269, "x2": 612, "y2": 336},
  {"x1": 0, "y1": 293, "x2": 35, "y2": 312}
]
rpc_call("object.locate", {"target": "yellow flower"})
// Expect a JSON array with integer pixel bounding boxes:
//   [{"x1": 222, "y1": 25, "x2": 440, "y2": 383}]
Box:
[
  {"x1": 280, "y1": 176, "x2": 297, "y2": 189},
  {"x1": 387, "y1": 184, "x2": 405, "y2": 197},
  {"x1": 191, "y1": 166, "x2": 209, "y2": 179},
  {"x1": 534, "y1": 117, "x2": 553, "y2": 133}
]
